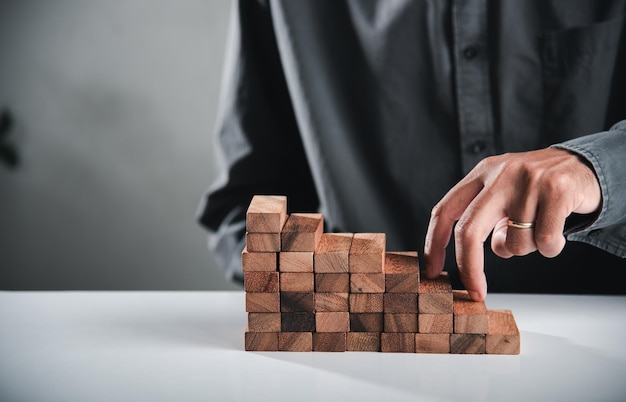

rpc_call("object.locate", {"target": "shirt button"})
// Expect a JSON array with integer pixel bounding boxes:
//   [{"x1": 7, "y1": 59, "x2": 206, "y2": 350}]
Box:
[
  {"x1": 463, "y1": 46, "x2": 478, "y2": 60},
  {"x1": 588, "y1": 229, "x2": 603, "y2": 238},
  {"x1": 469, "y1": 140, "x2": 486, "y2": 154}
]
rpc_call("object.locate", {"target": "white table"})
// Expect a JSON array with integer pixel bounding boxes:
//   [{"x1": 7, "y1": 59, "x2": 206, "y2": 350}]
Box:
[{"x1": 1, "y1": 291, "x2": 625, "y2": 402}]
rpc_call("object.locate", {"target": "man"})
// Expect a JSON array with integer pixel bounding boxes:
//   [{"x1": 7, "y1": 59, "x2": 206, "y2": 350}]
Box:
[{"x1": 197, "y1": 0, "x2": 626, "y2": 299}]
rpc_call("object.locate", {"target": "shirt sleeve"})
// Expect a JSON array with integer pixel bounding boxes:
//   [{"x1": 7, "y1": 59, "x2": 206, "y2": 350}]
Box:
[
  {"x1": 551, "y1": 120, "x2": 626, "y2": 258},
  {"x1": 195, "y1": 0, "x2": 319, "y2": 284}
]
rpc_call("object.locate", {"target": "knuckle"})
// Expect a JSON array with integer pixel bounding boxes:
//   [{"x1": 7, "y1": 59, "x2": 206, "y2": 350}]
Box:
[
  {"x1": 534, "y1": 229, "x2": 565, "y2": 257},
  {"x1": 544, "y1": 172, "x2": 570, "y2": 196},
  {"x1": 534, "y1": 230, "x2": 554, "y2": 246},
  {"x1": 454, "y1": 219, "x2": 480, "y2": 244},
  {"x1": 430, "y1": 202, "x2": 443, "y2": 219}
]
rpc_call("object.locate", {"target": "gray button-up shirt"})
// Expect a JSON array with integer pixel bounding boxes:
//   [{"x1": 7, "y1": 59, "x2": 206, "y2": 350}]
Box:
[{"x1": 197, "y1": 0, "x2": 626, "y2": 293}]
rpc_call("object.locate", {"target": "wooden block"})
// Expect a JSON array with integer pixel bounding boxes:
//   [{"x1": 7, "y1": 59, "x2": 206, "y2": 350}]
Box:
[
  {"x1": 453, "y1": 290, "x2": 488, "y2": 334},
  {"x1": 247, "y1": 313, "x2": 281, "y2": 332},
  {"x1": 241, "y1": 247, "x2": 277, "y2": 272},
  {"x1": 347, "y1": 332, "x2": 380, "y2": 352},
  {"x1": 384, "y1": 313, "x2": 418, "y2": 333},
  {"x1": 350, "y1": 313, "x2": 384, "y2": 332},
  {"x1": 349, "y1": 233, "x2": 386, "y2": 273},
  {"x1": 246, "y1": 232, "x2": 280, "y2": 252},
  {"x1": 315, "y1": 273, "x2": 349, "y2": 293},
  {"x1": 279, "y1": 251, "x2": 313, "y2": 272},
  {"x1": 418, "y1": 313, "x2": 453, "y2": 334},
  {"x1": 314, "y1": 233, "x2": 353, "y2": 273},
  {"x1": 279, "y1": 332, "x2": 313, "y2": 352},
  {"x1": 486, "y1": 310, "x2": 520, "y2": 355},
  {"x1": 281, "y1": 312, "x2": 316, "y2": 332},
  {"x1": 245, "y1": 331, "x2": 278, "y2": 351},
  {"x1": 281, "y1": 213, "x2": 324, "y2": 252},
  {"x1": 279, "y1": 272, "x2": 314, "y2": 292},
  {"x1": 246, "y1": 292, "x2": 280, "y2": 312},
  {"x1": 418, "y1": 272, "x2": 453, "y2": 314},
  {"x1": 313, "y1": 332, "x2": 346, "y2": 352},
  {"x1": 450, "y1": 333, "x2": 486, "y2": 354},
  {"x1": 381, "y1": 333, "x2": 415, "y2": 353},
  {"x1": 314, "y1": 292, "x2": 349, "y2": 312},
  {"x1": 280, "y1": 292, "x2": 314, "y2": 312},
  {"x1": 316, "y1": 312, "x2": 350, "y2": 332},
  {"x1": 349, "y1": 293, "x2": 384, "y2": 313},
  {"x1": 415, "y1": 333, "x2": 450, "y2": 354},
  {"x1": 244, "y1": 272, "x2": 279, "y2": 293},
  {"x1": 246, "y1": 195, "x2": 287, "y2": 233},
  {"x1": 350, "y1": 273, "x2": 385, "y2": 293},
  {"x1": 384, "y1": 251, "x2": 420, "y2": 293},
  {"x1": 383, "y1": 293, "x2": 418, "y2": 313}
]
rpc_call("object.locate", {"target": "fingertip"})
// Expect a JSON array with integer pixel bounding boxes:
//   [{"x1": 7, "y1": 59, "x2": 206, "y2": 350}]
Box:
[
  {"x1": 424, "y1": 264, "x2": 442, "y2": 279},
  {"x1": 468, "y1": 289, "x2": 486, "y2": 302}
]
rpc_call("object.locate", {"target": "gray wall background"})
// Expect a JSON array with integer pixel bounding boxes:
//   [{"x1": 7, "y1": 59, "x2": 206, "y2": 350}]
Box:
[{"x1": 0, "y1": 0, "x2": 240, "y2": 290}]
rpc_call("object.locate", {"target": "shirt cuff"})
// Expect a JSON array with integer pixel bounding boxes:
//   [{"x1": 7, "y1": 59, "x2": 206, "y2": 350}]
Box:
[{"x1": 551, "y1": 122, "x2": 626, "y2": 257}]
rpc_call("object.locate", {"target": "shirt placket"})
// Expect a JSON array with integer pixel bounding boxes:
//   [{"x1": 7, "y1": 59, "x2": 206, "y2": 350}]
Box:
[{"x1": 452, "y1": 0, "x2": 496, "y2": 174}]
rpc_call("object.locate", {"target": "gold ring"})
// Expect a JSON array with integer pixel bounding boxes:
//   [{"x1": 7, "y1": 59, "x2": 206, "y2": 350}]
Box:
[{"x1": 507, "y1": 220, "x2": 535, "y2": 229}]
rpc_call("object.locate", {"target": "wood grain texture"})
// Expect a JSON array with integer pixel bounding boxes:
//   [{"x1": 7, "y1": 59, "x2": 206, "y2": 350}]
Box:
[
  {"x1": 280, "y1": 292, "x2": 315, "y2": 312},
  {"x1": 349, "y1": 233, "x2": 386, "y2": 273},
  {"x1": 281, "y1": 213, "x2": 324, "y2": 252},
  {"x1": 245, "y1": 195, "x2": 287, "y2": 233},
  {"x1": 383, "y1": 293, "x2": 418, "y2": 313},
  {"x1": 384, "y1": 313, "x2": 418, "y2": 333},
  {"x1": 279, "y1": 332, "x2": 312, "y2": 352},
  {"x1": 247, "y1": 313, "x2": 281, "y2": 332},
  {"x1": 415, "y1": 334, "x2": 450, "y2": 354},
  {"x1": 281, "y1": 312, "x2": 316, "y2": 332},
  {"x1": 313, "y1": 332, "x2": 347, "y2": 352},
  {"x1": 245, "y1": 331, "x2": 279, "y2": 351},
  {"x1": 350, "y1": 273, "x2": 385, "y2": 293},
  {"x1": 245, "y1": 232, "x2": 281, "y2": 252},
  {"x1": 241, "y1": 247, "x2": 277, "y2": 272},
  {"x1": 350, "y1": 313, "x2": 384, "y2": 332},
  {"x1": 314, "y1": 292, "x2": 349, "y2": 312},
  {"x1": 279, "y1": 272, "x2": 314, "y2": 292},
  {"x1": 279, "y1": 251, "x2": 313, "y2": 272},
  {"x1": 246, "y1": 292, "x2": 280, "y2": 313},
  {"x1": 315, "y1": 273, "x2": 349, "y2": 293},
  {"x1": 453, "y1": 290, "x2": 488, "y2": 334},
  {"x1": 486, "y1": 309, "x2": 520, "y2": 355},
  {"x1": 418, "y1": 313, "x2": 453, "y2": 334},
  {"x1": 349, "y1": 293, "x2": 384, "y2": 313},
  {"x1": 418, "y1": 272, "x2": 453, "y2": 314},
  {"x1": 347, "y1": 332, "x2": 380, "y2": 352},
  {"x1": 314, "y1": 233, "x2": 353, "y2": 273},
  {"x1": 316, "y1": 312, "x2": 350, "y2": 332},
  {"x1": 384, "y1": 252, "x2": 420, "y2": 293},
  {"x1": 244, "y1": 272, "x2": 279, "y2": 293},
  {"x1": 450, "y1": 333, "x2": 486, "y2": 354},
  {"x1": 381, "y1": 333, "x2": 415, "y2": 353}
]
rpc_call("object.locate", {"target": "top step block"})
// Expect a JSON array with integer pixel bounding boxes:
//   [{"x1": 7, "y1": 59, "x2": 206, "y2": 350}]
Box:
[
  {"x1": 281, "y1": 213, "x2": 324, "y2": 252},
  {"x1": 246, "y1": 195, "x2": 288, "y2": 233}
]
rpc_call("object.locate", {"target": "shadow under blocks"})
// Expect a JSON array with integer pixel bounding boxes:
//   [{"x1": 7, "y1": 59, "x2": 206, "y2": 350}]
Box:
[{"x1": 243, "y1": 195, "x2": 520, "y2": 354}]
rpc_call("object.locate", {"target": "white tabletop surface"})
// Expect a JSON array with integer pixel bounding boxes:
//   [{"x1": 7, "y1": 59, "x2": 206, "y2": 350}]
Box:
[{"x1": 1, "y1": 291, "x2": 626, "y2": 402}]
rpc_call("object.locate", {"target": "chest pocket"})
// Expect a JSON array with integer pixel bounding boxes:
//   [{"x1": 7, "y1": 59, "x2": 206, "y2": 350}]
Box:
[{"x1": 541, "y1": 15, "x2": 626, "y2": 143}]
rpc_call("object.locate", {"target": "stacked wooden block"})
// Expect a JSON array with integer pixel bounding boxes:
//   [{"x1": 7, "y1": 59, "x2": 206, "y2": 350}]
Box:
[{"x1": 243, "y1": 195, "x2": 520, "y2": 354}]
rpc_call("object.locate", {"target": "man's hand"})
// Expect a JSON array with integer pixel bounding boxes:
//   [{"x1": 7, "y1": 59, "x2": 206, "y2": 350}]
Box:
[{"x1": 423, "y1": 148, "x2": 602, "y2": 301}]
